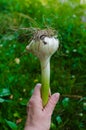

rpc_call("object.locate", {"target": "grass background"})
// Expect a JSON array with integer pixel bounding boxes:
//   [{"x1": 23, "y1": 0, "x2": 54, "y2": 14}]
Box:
[{"x1": 0, "y1": 0, "x2": 86, "y2": 129}]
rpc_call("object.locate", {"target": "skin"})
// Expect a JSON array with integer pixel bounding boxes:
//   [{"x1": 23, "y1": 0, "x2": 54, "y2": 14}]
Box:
[{"x1": 24, "y1": 83, "x2": 60, "y2": 130}]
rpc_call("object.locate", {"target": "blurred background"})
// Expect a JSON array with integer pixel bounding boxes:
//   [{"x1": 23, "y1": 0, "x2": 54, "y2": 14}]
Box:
[{"x1": 0, "y1": 0, "x2": 86, "y2": 129}]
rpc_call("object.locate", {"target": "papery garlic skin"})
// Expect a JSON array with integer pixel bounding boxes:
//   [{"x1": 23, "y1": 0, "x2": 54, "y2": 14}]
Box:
[
  {"x1": 26, "y1": 37, "x2": 59, "y2": 59},
  {"x1": 26, "y1": 36, "x2": 59, "y2": 106}
]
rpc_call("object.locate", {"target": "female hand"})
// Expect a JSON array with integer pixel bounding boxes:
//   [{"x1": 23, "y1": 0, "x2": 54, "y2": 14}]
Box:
[{"x1": 24, "y1": 83, "x2": 60, "y2": 130}]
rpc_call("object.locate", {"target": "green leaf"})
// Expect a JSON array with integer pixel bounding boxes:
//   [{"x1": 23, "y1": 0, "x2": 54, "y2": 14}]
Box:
[
  {"x1": 83, "y1": 102, "x2": 86, "y2": 110},
  {"x1": 50, "y1": 122, "x2": 56, "y2": 129},
  {"x1": 13, "y1": 112, "x2": 20, "y2": 118},
  {"x1": 56, "y1": 116, "x2": 62, "y2": 124},
  {"x1": 5, "y1": 119, "x2": 17, "y2": 130},
  {"x1": 0, "y1": 98, "x2": 11, "y2": 103},
  {"x1": 0, "y1": 88, "x2": 11, "y2": 97},
  {"x1": 62, "y1": 98, "x2": 69, "y2": 108},
  {"x1": 19, "y1": 98, "x2": 28, "y2": 106},
  {"x1": 0, "y1": 97, "x2": 5, "y2": 103}
]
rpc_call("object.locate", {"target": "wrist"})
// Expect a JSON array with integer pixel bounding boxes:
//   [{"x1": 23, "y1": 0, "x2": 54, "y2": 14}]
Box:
[
  {"x1": 24, "y1": 126, "x2": 38, "y2": 130},
  {"x1": 24, "y1": 119, "x2": 49, "y2": 130},
  {"x1": 24, "y1": 125, "x2": 49, "y2": 130}
]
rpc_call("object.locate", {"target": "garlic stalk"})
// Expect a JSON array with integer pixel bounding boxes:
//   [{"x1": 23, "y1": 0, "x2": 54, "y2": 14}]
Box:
[{"x1": 26, "y1": 29, "x2": 59, "y2": 106}]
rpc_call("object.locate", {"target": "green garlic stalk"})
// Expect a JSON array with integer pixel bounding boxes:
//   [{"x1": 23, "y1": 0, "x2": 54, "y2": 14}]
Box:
[{"x1": 26, "y1": 29, "x2": 59, "y2": 106}]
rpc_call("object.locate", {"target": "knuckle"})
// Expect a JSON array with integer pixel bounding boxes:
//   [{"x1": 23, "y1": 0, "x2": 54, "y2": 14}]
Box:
[
  {"x1": 27, "y1": 98, "x2": 35, "y2": 108},
  {"x1": 29, "y1": 98, "x2": 35, "y2": 106}
]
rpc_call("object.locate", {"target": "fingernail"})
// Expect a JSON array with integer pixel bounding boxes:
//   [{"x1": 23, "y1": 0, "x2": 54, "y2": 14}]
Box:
[
  {"x1": 36, "y1": 83, "x2": 41, "y2": 87},
  {"x1": 54, "y1": 93, "x2": 60, "y2": 100}
]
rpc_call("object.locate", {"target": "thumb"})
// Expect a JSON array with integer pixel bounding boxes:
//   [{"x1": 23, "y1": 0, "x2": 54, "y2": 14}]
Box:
[{"x1": 45, "y1": 93, "x2": 60, "y2": 115}]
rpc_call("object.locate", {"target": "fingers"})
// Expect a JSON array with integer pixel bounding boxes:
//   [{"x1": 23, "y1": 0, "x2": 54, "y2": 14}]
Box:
[
  {"x1": 27, "y1": 83, "x2": 42, "y2": 108},
  {"x1": 27, "y1": 83, "x2": 42, "y2": 113},
  {"x1": 27, "y1": 84, "x2": 60, "y2": 117},
  {"x1": 44, "y1": 93, "x2": 60, "y2": 115},
  {"x1": 32, "y1": 83, "x2": 41, "y2": 97}
]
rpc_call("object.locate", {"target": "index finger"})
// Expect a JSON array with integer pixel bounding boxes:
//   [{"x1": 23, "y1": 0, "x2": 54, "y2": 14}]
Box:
[{"x1": 32, "y1": 83, "x2": 41, "y2": 97}]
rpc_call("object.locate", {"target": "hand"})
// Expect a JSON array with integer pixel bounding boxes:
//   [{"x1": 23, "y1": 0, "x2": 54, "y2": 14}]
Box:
[{"x1": 24, "y1": 83, "x2": 60, "y2": 130}]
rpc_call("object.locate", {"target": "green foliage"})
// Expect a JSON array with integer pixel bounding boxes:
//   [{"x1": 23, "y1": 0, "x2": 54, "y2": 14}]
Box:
[
  {"x1": 0, "y1": 88, "x2": 11, "y2": 97},
  {"x1": 5, "y1": 119, "x2": 17, "y2": 130},
  {"x1": 0, "y1": 0, "x2": 86, "y2": 129}
]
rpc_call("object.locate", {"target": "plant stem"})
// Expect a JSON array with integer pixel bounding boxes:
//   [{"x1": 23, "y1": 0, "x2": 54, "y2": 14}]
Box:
[
  {"x1": 61, "y1": 94, "x2": 82, "y2": 99},
  {"x1": 40, "y1": 57, "x2": 50, "y2": 107}
]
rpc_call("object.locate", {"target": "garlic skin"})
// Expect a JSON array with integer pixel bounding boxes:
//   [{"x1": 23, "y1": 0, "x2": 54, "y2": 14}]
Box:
[
  {"x1": 26, "y1": 35, "x2": 59, "y2": 106},
  {"x1": 26, "y1": 36, "x2": 59, "y2": 60}
]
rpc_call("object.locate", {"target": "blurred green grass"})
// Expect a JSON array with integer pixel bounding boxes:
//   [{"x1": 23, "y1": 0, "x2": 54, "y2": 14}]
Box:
[{"x1": 0, "y1": 0, "x2": 86, "y2": 129}]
